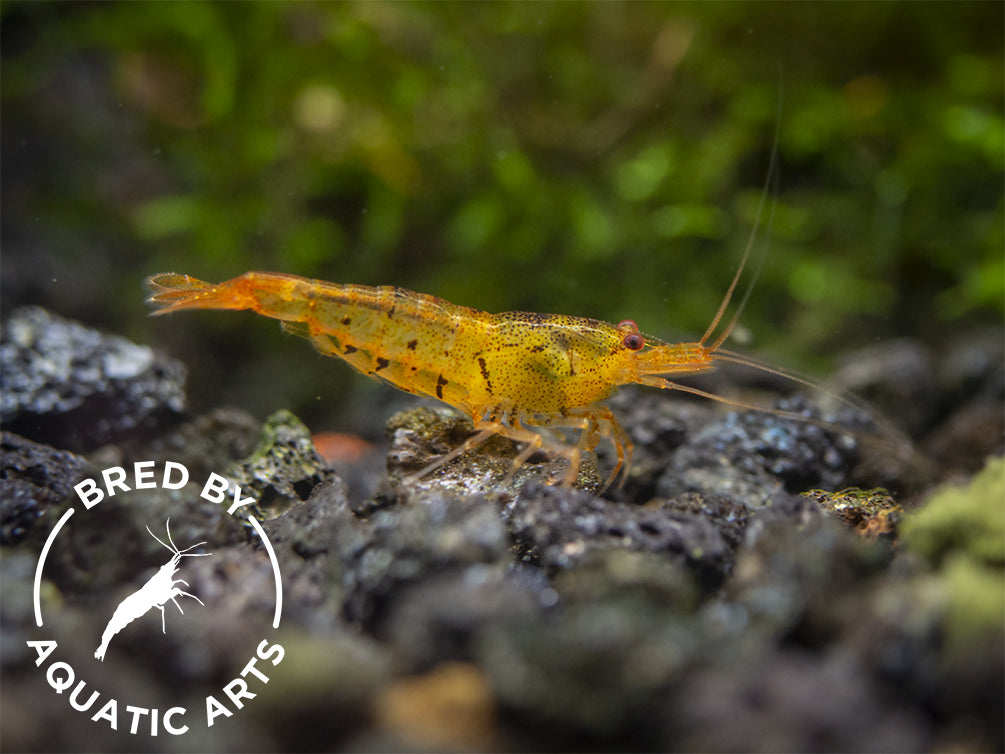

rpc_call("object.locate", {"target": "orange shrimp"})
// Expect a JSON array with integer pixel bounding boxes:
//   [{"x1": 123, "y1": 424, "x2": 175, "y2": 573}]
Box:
[
  {"x1": 145, "y1": 223, "x2": 813, "y2": 492},
  {"x1": 145, "y1": 112, "x2": 818, "y2": 492}
]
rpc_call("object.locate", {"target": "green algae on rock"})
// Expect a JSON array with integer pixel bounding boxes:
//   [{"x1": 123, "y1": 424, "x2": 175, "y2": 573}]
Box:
[
  {"x1": 901, "y1": 455, "x2": 1005, "y2": 567},
  {"x1": 900, "y1": 456, "x2": 1005, "y2": 658},
  {"x1": 226, "y1": 409, "x2": 338, "y2": 518},
  {"x1": 801, "y1": 487, "x2": 902, "y2": 540}
]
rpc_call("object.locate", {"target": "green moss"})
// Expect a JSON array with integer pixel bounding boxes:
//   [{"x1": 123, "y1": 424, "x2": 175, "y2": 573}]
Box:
[
  {"x1": 942, "y1": 552, "x2": 1005, "y2": 655},
  {"x1": 900, "y1": 456, "x2": 1005, "y2": 567},
  {"x1": 900, "y1": 456, "x2": 1005, "y2": 657}
]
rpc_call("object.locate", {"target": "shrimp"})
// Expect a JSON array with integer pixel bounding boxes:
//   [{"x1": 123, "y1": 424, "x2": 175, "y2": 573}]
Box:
[
  {"x1": 144, "y1": 116, "x2": 825, "y2": 493},
  {"x1": 94, "y1": 519, "x2": 210, "y2": 661},
  {"x1": 145, "y1": 224, "x2": 821, "y2": 493}
]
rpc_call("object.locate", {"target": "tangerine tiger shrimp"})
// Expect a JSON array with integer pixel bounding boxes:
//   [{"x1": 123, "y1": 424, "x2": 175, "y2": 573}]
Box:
[{"x1": 146, "y1": 202, "x2": 833, "y2": 493}]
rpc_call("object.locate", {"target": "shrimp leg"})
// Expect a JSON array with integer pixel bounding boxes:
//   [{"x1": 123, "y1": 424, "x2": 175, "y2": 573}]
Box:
[
  {"x1": 522, "y1": 407, "x2": 631, "y2": 490},
  {"x1": 411, "y1": 418, "x2": 544, "y2": 483},
  {"x1": 413, "y1": 406, "x2": 628, "y2": 492}
]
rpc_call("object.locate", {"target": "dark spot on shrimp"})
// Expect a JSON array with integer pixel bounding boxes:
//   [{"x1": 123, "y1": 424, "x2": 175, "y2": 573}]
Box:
[
  {"x1": 344, "y1": 344, "x2": 358, "y2": 354},
  {"x1": 477, "y1": 357, "x2": 493, "y2": 394},
  {"x1": 436, "y1": 374, "x2": 448, "y2": 399},
  {"x1": 529, "y1": 344, "x2": 546, "y2": 353},
  {"x1": 407, "y1": 339, "x2": 418, "y2": 350},
  {"x1": 375, "y1": 357, "x2": 390, "y2": 371},
  {"x1": 342, "y1": 316, "x2": 351, "y2": 326}
]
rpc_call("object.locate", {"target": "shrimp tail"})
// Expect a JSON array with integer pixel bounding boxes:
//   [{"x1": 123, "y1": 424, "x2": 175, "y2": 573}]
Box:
[
  {"x1": 146, "y1": 273, "x2": 242, "y2": 315},
  {"x1": 94, "y1": 594, "x2": 143, "y2": 660},
  {"x1": 146, "y1": 271, "x2": 331, "y2": 323}
]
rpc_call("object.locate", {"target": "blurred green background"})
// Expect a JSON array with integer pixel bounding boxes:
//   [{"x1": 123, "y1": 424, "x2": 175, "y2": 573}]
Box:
[{"x1": 2, "y1": 2, "x2": 1002, "y2": 437}]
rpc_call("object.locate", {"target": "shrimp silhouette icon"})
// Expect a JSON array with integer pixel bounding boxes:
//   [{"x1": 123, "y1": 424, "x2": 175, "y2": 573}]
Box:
[{"x1": 94, "y1": 519, "x2": 211, "y2": 662}]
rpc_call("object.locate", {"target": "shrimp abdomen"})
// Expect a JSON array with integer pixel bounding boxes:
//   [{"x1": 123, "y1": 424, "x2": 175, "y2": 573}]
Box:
[{"x1": 147, "y1": 272, "x2": 490, "y2": 408}]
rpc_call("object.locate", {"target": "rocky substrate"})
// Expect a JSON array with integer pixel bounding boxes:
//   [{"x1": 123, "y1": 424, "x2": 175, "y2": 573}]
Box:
[{"x1": 1, "y1": 307, "x2": 1002, "y2": 752}]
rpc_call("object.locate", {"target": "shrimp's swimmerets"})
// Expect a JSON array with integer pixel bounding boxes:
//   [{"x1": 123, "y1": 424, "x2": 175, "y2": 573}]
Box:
[{"x1": 147, "y1": 245, "x2": 810, "y2": 492}]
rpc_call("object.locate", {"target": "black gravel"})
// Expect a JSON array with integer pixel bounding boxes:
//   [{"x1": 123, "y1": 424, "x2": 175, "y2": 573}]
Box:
[{"x1": 1, "y1": 308, "x2": 1001, "y2": 753}]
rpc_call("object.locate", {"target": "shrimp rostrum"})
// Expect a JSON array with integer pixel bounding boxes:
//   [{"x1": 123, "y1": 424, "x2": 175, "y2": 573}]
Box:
[{"x1": 146, "y1": 246, "x2": 815, "y2": 491}]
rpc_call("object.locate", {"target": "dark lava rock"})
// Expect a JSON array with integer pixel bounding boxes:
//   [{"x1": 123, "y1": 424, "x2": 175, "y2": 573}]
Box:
[
  {"x1": 341, "y1": 490, "x2": 510, "y2": 628},
  {"x1": 379, "y1": 565, "x2": 544, "y2": 672},
  {"x1": 1, "y1": 307, "x2": 186, "y2": 451},
  {"x1": 925, "y1": 329, "x2": 1005, "y2": 473},
  {"x1": 261, "y1": 481, "x2": 361, "y2": 628},
  {"x1": 603, "y1": 386, "x2": 888, "y2": 503},
  {"x1": 925, "y1": 401, "x2": 1005, "y2": 476},
  {"x1": 0, "y1": 432, "x2": 91, "y2": 545},
  {"x1": 723, "y1": 494, "x2": 890, "y2": 647},
  {"x1": 657, "y1": 394, "x2": 862, "y2": 506},
  {"x1": 831, "y1": 331, "x2": 1005, "y2": 479},
  {"x1": 664, "y1": 649, "x2": 929, "y2": 753},
  {"x1": 264, "y1": 479, "x2": 358, "y2": 562},
  {"x1": 478, "y1": 594, "x2": 697, "y2": 745},
  {"x1": 44, "y1": 480, "x2": 249, "y2": 594},
  {"x1": 3, "y1": 303, "x2": 998, "y2": 753},
  {"x1": 227, "y1": 409, "x2": 338, "y2": 516},
  {"x1": 265, "y1": 481, "x2": 516, "y2": 640},
  {"x1": 113, "y1": 407, "x2": 263, "y2": 483},
  {"x1": 503, "y1": 482, "x2": 745, "y2": 592},
  {"x1": 831, "y1": 338, "x2": 940, "y2": 438}
]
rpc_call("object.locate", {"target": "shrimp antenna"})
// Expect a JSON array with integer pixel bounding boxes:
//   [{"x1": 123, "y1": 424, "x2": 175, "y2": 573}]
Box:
[
  {"x1": 146, "y1": 518, "x2": 175, "y2": 554},
  {"x1": 700, "y1": 67, "x2": 783, "y2": 351},
  {"x1": 166, "y1": 518, "x2": 179, "y2": 553},
  {"x1": 145, "y1": 517, "x2": 209, "y2": 556}
]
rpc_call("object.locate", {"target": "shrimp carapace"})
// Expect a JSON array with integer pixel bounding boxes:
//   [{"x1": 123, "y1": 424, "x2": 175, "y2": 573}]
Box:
[{"x1": 146, "y1": 270, "x2": 807, "y2": 491}]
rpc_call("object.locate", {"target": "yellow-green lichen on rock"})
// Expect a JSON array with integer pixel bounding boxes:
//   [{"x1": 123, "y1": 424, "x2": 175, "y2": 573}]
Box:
[
  {"x1": 900, "y1": 456, "x2": 1005, "y2": 656},
  {"x1": 900, "y1": 455, "x2": 1005, "y2": 567}
]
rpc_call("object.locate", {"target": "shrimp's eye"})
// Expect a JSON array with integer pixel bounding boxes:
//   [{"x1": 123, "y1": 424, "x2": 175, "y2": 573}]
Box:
[{"x1": 622, "y1": 332, "x2": 645, "y2": 351}]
